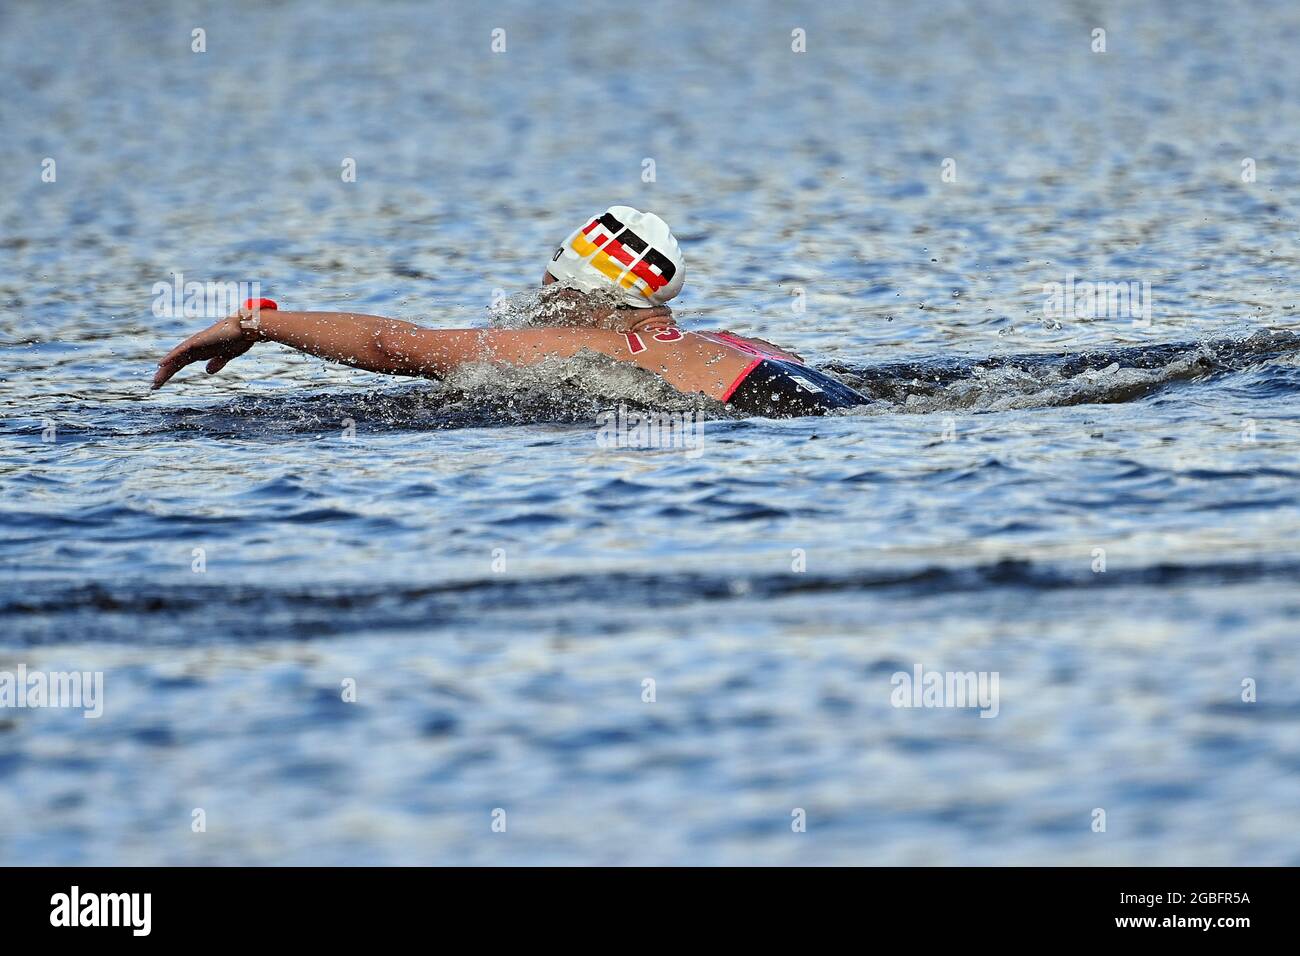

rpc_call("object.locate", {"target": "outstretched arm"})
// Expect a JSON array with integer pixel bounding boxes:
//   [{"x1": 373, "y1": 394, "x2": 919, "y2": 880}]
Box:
[
  {"x1": 152, "y1": 307, "x2": 485, "y2": 389},
  {"x1": 151, "y1": 303, "x2": 754, "y2": 397}
]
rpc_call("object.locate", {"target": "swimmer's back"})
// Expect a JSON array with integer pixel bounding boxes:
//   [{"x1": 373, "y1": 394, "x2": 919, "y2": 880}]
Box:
[{"x1": 473, "y1": 326, "x2": 867, "y2": 415}]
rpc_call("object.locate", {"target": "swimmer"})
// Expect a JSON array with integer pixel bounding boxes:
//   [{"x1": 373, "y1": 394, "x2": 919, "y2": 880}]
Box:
[{"x1": 152, "y1": 206, "x2": 867, "y2": 416}]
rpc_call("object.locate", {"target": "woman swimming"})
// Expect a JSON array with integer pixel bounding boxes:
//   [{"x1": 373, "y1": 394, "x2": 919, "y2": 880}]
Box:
[{"x1": 152, "y1": 206, "x2": 867, "y2": 416}]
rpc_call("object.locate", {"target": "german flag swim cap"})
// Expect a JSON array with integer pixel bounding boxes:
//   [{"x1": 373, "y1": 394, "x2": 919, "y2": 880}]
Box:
[{"x1": 546, "y1": 205, "x2": 684, "y2": 308}]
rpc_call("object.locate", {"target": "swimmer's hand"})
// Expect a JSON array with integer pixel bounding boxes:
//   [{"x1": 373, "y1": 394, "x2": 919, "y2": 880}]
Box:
[
  {"x1": 152, "y1": 308, "x2": 260, "y2": 389},
  {"x1": 715, "y1": 330, "x2": 806, "y2": 364},
  {"x1": 594, "y1": 305, "x2": 676, "y2": 334}
]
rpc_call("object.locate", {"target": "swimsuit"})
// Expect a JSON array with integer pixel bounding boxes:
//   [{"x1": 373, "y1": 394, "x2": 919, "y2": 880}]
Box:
[
  {"x1": 700, "y1": 332, "x2": 867, "y2": 416},
  {"x1": 723, "y1": 358, "x2": 868, "y2": 416}
]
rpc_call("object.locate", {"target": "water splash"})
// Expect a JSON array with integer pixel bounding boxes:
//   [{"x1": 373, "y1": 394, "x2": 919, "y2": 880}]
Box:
[
  {"x1": 488, "y1": 285, "x2": 633, "y2": 330},
  {"x1": 826, "y1": 329, "x2": 1300, "y2": 413}
]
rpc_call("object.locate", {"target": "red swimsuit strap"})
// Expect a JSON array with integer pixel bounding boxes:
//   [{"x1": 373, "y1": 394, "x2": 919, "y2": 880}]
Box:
[
  {"x1": 720, "y1": 358, "x2": 763, "y2": 402},
  {"x1": 697, "y1": 330, "x2": 789, "y2": 360}
]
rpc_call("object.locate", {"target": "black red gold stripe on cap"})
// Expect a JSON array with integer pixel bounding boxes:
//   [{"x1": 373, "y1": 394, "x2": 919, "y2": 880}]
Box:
[{"x1": 567, "y1": 213, "x2": 678, "y2": 298}]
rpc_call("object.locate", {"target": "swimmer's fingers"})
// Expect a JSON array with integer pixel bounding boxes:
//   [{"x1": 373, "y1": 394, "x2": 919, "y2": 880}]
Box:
[
  {"x1": 629, "y1": 316, "x2": 675, "y2": 333},
  {"x1": 151, "y1": 354, "x2": 189, "y2": 389},
  {"x1": 153, "y1": 346, "x2": 213, "y2": 388},
  {"x1": 154, "y1": 339, "x2": 252, "y2": 388},
  {"x1": 153, "y1": 336, "x2": 210, "y2": 388},
  {"x1": 152, "y1": 316, "x2": 250, "y2": 389},
  {"x1": 752, "y1": 337, "x2": 805, "y2": 362},
  {"x1": 156, "y1": 329, "x2": 209, "y2": 370},
  {"x1": 624, "y1": 307, "x2": 676, "y2": 334},
  {"x1": 723, "y1": 331, "x2": 804, "y2": 363},
  {"x1": 204, "y1": 340, "x2": 254, "y2": 376}
]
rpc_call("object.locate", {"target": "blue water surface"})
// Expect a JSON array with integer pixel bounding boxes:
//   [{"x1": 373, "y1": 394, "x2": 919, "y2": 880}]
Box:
[{"x1": 1, "y1": 0, "x2": 1298, "y2": 864}]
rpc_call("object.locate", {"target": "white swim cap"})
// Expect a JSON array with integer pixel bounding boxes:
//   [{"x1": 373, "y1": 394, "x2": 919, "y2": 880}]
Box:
[{"x1": 545, "y1": 205, "x2": 684, "y2": 308}]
